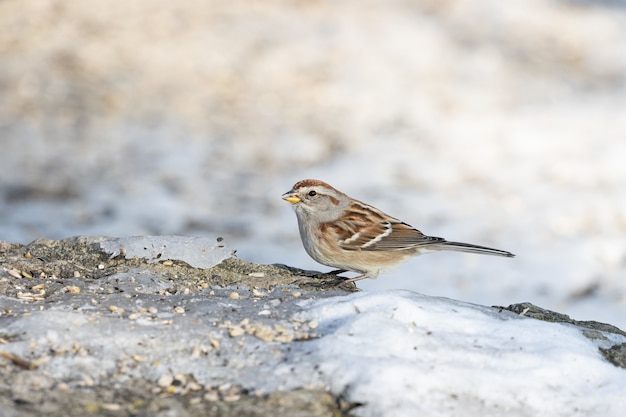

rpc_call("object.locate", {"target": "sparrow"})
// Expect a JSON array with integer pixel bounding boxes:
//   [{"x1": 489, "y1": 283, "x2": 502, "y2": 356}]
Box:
[{"x1": 282, "y1": 179, "x2": 514, "y2": 283}]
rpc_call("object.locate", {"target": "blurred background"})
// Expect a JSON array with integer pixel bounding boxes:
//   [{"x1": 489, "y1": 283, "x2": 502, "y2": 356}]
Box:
[{"x1": 1, "y1": 0, "x2": 625, "y2": 327}]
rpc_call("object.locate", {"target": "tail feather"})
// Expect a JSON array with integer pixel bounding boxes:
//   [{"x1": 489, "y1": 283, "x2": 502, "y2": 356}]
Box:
[{"x1": 434, "y1": 241, "x2": 515, "y2": 258}]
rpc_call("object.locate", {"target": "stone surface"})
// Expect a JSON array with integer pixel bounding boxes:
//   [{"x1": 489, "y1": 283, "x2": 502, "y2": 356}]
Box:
[{"x1": 0, "y1": 237, "x2": 357, "y2": 417}]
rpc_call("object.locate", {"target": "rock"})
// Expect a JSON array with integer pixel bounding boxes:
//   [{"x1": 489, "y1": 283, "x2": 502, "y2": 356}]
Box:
[{"x1": 0, "y1": 236, "x2": 355, "y2": 417}]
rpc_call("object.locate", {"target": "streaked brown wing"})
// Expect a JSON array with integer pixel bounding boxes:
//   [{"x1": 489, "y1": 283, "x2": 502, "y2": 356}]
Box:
[
  {"x1": 326, "y1": 199, "x2": 445, "y2": 251},
  {"x1": 335, "y1": 220, "x2": 445, "y2": 251}
]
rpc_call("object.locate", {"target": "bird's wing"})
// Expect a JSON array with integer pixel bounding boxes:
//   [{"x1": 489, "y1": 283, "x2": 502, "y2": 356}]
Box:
[{"x1": 335, "y1": 220, "x2": 445, "y2": 251}]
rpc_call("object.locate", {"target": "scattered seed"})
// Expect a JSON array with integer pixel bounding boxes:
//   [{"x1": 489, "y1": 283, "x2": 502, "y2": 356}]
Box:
[
  {"x1": 248, "y1": 272, "x2": 265, "y2": 278},
  {"x1": 173, "y1": 373, "x2": 187, "y2": 386},
  {"x1": 223, "y1": 393, "x2": 240, "y2": 402},
  {"x1": 63, "y1": 286, "x2": 81, "y2": 294},
  {"x1": 109, "y1": 305, "x2": 125, "y2": 314},
  {"x1": 7, "y1": 269, "x2": 21, "y2": 279},
  {"x1": 228, "y1": 292, "x2": 240, "y2": 300},
  {"x1": 81, "y1": 375, "x2": 95, "y2": 386},
  {"x1": 204, "y1": 391, "x2": 219, "y2": 402},
  {"x1": 73, "y1": 271, "x2": 81, "y2": 278},
  {"x1": 252, "y1": 288, "x2": 266, "y2": 297},
  {"x1": 17, "y1": 292, "x2": 45, "y2": 302},
  {"x1": 173, "y1": 306, "x2": 185, "y2": 314},
  {"x1": 157, "y1": 374, "x2": 173, "y2": 387},
  {"x1": 228, "y1": 326, "x2": 245, "y2": 338},
  {"x1": 209, "y1": 338, "x2": 220, "y2": 349},
  {"x1": 1, "y1": 351, "x2": 40, "y2": 370},
  {"x1": 191, "y1": 344, "x2": 201, "y2": 357},
  {"x1": 162, "y1": 260, "x2": 174, "y2": 266}
]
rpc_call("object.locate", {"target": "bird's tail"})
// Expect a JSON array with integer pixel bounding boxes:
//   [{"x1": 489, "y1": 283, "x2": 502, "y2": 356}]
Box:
[{"x1": 434, "y1": 241, "x2": 515, "y2": 258}]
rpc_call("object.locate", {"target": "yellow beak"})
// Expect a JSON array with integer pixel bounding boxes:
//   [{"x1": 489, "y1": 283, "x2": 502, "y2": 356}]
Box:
[{"x1": 282, "y1": 192, "x2": 301, "y2": 204}]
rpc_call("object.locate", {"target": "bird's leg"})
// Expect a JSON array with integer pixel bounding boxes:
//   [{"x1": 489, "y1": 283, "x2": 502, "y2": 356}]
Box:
[{"x1": 341, "y1": 274, "x2": 367, "y2": 284}]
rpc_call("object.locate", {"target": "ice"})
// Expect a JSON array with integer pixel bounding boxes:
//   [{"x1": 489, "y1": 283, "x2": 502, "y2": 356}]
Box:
[{"x1": 99, "y1": 236, "x2": 234, "y2": 269}]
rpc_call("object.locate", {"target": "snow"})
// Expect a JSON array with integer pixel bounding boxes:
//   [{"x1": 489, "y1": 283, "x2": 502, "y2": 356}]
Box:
[
  {"x1": 297, "y1": 291, "x2": 626, "y2": 417},
  {"x1": 3, "y1": 278, "x2": 624, "y2": 416}
]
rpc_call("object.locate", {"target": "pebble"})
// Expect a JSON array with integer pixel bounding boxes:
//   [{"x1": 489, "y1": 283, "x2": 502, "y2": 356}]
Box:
[
  {"x1": 173, "y1": 306, "x2": 185, "y2": 314},
  {"x1": 228, "y1": 292, "x2": 240, "y2": 300}
]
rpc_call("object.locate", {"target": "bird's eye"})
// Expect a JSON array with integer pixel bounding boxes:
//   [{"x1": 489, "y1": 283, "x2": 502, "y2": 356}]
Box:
[{"x1": 308, "y1": 190, "x2": 317, "y2": 197}]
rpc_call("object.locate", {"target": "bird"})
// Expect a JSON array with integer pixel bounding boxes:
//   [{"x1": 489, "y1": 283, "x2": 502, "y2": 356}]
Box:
[{"x1": 282, "y1": 179, "x2": 514, "y2": 283}]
